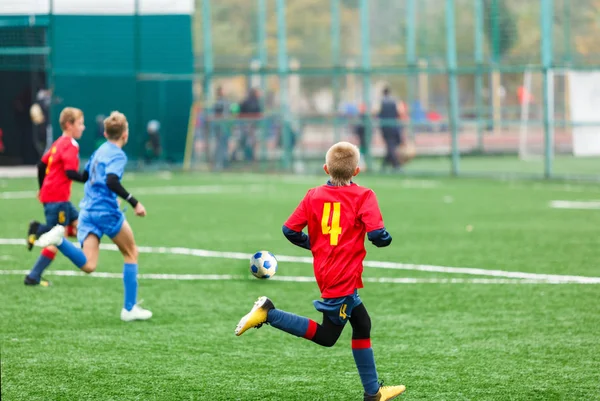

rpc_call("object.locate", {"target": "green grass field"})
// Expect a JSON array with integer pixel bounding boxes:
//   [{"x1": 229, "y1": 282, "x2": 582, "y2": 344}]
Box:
[{"x1": 1, "y1": 171, "x2": 600, "y2": 400}]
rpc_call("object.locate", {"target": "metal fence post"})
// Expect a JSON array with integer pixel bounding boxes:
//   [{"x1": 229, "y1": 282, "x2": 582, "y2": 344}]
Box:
[
  {"x1": 360, "y1": 0, "x2": 372, "y2": 170},
  {"x1": 541, "y1": 0, "x2": 554, "y2": 178},
  {"x1": 277, "y1": 0, "x2": 291, "y2": 170},
  {"x1": 446, "y1": 0, "x2": 460, "y2": 175}
]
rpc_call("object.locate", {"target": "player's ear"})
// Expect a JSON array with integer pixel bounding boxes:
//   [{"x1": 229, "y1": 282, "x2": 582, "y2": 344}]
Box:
[
  {"x1": 323, "y1": 164, "x2": 329, "y2": 175},
  {"x1": 103, "y1": 132, "x2": 109, "y2": 140},
  {"x1": 353, "y1": 166, "x2": 360, "y2": 176}
]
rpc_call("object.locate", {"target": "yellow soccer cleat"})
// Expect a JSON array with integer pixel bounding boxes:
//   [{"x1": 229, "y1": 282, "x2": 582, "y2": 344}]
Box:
[
  {"x1": 235, "y1": 296, "x2": 274, "y2": 336},
  {"x1": 364, "y1": 384, "x2": 406, "y2": 401}
]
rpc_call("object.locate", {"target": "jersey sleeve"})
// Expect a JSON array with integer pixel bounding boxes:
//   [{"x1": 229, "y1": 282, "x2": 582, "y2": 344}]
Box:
[
  {"x1": 358, "y1": 190, "x2": 385, "y2": 232},
  {"x1": 62, "y1": 141, "x2": 80, "y2": 171},
  {"x1": 41, "y1": 149, "x2": 51, "y2": 164},
  {"x1": 284, "y1": 191, "x2": 310, "y2": 232},
  {"x1": 105, "y1": 152, "x2": 127, "y2": 178}
]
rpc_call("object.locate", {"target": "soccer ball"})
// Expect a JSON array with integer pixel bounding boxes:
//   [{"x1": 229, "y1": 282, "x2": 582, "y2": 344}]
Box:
[{"x1": 250, "y1": 251, "x2": 278, "y2": 279}]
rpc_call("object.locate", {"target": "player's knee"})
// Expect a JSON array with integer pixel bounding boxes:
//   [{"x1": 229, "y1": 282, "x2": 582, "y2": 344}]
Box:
[
  {"x1": 81, "y1": 262, "x2": 97, "y2": 274},
  {"x1": 313, "y1": 327, "x2": 342, "y2": 347},
  {"x1": 120, "y1": 245, "x2": 138, "y2": 263},
  {"x1": 321, "y1": 334, "x2": 339, "y2": 347},
  {"x1": 350, "y1": 314, "x2": 371, "y2": 339}
]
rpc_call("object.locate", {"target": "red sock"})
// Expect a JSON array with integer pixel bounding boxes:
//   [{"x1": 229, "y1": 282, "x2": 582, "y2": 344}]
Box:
[
  {"x1": 66, "y1": 225, "x2": 77, "y2": 237},
  {"x1": 303, "y1": 319, "x2": 318, "y2": 340}
]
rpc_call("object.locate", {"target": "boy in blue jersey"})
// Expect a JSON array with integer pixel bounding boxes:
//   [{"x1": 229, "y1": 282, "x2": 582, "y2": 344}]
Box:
[{"x1": 38, "y1": 111, "x2": 152, "y2": 322}]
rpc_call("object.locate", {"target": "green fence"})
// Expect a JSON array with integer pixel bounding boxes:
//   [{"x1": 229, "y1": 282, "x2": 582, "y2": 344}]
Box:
[
  {"x1": 190, "y1": 0, "x2": 600, "y2": 180},
  {"x1": 2, "y1": 0, "x2": 600, "y2": 179},
  {"x1": 0, "y1": 2, "x2": 193, "y2": 165}
]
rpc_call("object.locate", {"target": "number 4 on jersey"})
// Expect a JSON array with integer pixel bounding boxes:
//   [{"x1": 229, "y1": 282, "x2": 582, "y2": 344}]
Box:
[{"x1": 321, "y1": 202, "x2": 342, "y2": 246}]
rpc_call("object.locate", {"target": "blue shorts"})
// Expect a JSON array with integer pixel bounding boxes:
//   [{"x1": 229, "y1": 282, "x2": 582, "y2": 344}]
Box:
[
  {"x1": 313, "y1": 290, "x2": 362, "y2": 326},
  {"x1": 77, "y1": 209, "x2": 125, "y2": 245},
  {"x1": 43, "y1": 202, "x2": 79, "y2": 226}
]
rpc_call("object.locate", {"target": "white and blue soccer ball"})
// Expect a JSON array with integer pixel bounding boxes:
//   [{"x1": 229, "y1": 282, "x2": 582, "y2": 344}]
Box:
[{"x1": 250, "y1": 251, "x2": 278, "y2": 279}]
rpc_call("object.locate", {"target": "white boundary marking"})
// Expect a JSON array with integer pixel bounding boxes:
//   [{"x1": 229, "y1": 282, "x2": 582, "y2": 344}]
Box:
[
  {"x1": 0, "y1": 269, "x2": 596, "y2": 285},
  {"x1": 1, "y1": 238, "x2": 599, "y2": 284},
  {"x1": 0, "y1": 180, "x2": 440, "y2": 200},
  {"x1": 0, "y1": 185, "x2": 267, "y2": 200},
  {"x1": 549, "y1": 200, "x2": 600, "y2": 210}
]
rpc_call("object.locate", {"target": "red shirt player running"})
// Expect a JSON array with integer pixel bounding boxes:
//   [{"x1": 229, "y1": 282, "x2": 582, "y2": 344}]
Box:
[
  {"x1": 25, "y1": 107, "x2": 88, "y2": 287},
  {"x1": 235, "y1": 142, "x2": 406, "y2": 401}
]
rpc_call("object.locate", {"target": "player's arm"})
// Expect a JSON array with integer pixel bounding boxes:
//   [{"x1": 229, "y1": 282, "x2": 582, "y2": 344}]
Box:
[
  {"x1": 37, "y1": 160, "x2": 47, "y2": 189},
  {"x1": 104, "y1": 152, "x2": 144, "y2": 216},
  {"x1": 65, "y1": 170, "x2": 89, "y2": 183},
  {"x1": 282, "y1": 226, "x2": 310, "y2": 250},
  {"x1": 282, "y1": 192, "x2": 311, "y2": 250},
  {"x1": 367, "y1": 228, "x2": 392, "y2": 248},
  {"x1": 105, "y1": 174, "x2": 139, "y2": 207},
  {"x1": 37, "y1": 149, "x2": 52, "y2": 189},
  {"x1": 63, "y1": 141, "x2": 89, "y2": 183},
  {"x1": 360, "y1": 190, "x2": 392, "y2": 248}
]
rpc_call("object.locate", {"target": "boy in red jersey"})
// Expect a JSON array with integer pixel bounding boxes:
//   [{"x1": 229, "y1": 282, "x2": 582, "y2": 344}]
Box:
[
  {"x1": 24, "y1": 107, "x2": 89, "y2": 286},
  {"x1": 235, "y1": 142, "x2": 406, "y2": 401}
]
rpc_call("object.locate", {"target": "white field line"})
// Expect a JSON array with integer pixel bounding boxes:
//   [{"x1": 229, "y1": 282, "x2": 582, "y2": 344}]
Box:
[
  {"x1": 0, "y1": 184, "x2": 267, "y2": 200},
  {"x1": 1, "y1": 238, "x2": 599, "y2": 284},
  {"x1": 549, "y1": 200, "x2": 600, "y2": 210},
  {"x1": 0, "y1": 179, "x2": 440, "y2": 200},
  {"x1": 0, "y1": 269, "x2": 595, "y2": 285}
]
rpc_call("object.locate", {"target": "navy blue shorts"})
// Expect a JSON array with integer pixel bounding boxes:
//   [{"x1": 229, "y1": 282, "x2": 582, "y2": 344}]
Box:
[
  {"x1": 43, "y1": 202, "x2": 79, "y2": 227},
  {"x1": 313, "y1": 290, "x2": 363, "y2": 326}
]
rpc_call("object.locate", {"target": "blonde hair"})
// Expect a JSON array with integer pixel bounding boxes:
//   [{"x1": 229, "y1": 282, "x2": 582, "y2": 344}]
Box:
[
  {"x1": 325, "y1": 141, "x2": 360, "y2": 186},
  {"x1": 104, "y1": 111, "x2": 128, "y2": 140},
  {"x1": 59, "y1": 107, "x2": 83, "y2": 131}
]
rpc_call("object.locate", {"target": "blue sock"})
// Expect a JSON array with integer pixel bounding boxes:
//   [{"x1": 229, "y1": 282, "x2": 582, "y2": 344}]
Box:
[
  {"x1": 123, "y1": 263, "x2": 138, "y2": 311},
  {"x1": 267, "y1": 309, "x2": 314, "y2": 338},
  {"x1": 352, "y1": 339, "x2": 380, "y2": 395},
  {"x1": 27, "y1": 250, "x2": 55, "y2": 282},
  {"x1": 56, "y1": 239, "x2": 87, "y2": 269}
]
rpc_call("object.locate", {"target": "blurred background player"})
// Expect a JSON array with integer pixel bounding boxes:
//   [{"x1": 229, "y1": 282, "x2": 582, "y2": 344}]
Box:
[
  {"x1": 75, "y1": 111, "x2": 152, "y2": 321},
  {"x1": 25, "y1": 107, "x2": 89, "y2": 286},
  {"x1": 378, "y1": 87, "x2": 409, "y2": 172},
  {"x1": 235, "y1": 142, "x2": 406, "y2": 401},
  {"x1": 33, "y1": 111, "x2": 153, "y2": 321},
  {"x1": 144, "y1": 119, "x2": 162, "y2": 165}
]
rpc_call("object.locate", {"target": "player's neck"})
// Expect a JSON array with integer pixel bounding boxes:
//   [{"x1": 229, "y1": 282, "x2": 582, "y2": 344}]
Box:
[
  {"x1": 62, "y1": 131, "x2": 75, "y2": 139},
  {"x1": 108, "y1": 139, "x2": 124, "y2": 148},
  {"x1": 327, "y1": 179, "x2": 353, "y2": 187}
]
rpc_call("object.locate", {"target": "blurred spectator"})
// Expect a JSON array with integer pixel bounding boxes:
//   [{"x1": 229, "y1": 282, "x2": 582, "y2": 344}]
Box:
[
  {"x1": 95, "y1": 114, "x2": 106, "y2": 148},
  {"x1": 144, "y1": 120, "x2": 162, "y2": 164},
  {"x1": 233, "y1": 88, "x2": 262, "y2": 162},
  {"x1": 378, "y1": 87, "x2": 403, "y2": 171},
  {"x1": 30, "y1": 88, "x2": 53, "y2": 155},
  {"x1": 213, "y1": 86, "x2": 230, "y2": 170}
]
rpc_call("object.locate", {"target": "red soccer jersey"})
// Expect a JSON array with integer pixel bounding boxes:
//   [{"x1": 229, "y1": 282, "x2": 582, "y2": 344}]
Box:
[
  {"x1": 284, "y1": 183, "x2": 385, "y2": 298},
  {"x1": 39, "y1": 135, "x2": 80, "y2": 203}
]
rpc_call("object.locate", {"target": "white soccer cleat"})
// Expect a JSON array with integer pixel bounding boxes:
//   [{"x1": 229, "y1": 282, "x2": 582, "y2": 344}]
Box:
[
  {"x1": 37, "y1": 225, "x2": 65, "y2": 248},
  {"x1": 120, "y1": 304, "x2": 153, "y2": 322}
]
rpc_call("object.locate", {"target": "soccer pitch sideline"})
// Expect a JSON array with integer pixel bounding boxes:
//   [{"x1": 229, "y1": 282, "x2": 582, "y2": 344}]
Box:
[{"x1": 1, "y1": 171, "x2": 599, "y2": 400}]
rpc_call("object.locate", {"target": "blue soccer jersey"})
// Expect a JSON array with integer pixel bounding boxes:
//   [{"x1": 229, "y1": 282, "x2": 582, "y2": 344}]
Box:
[{"x1": 80, "y1": 142, "x2": 127, "y2": 213}]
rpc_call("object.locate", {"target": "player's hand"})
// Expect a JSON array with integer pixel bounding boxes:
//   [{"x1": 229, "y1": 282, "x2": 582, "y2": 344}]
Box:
[{"x1": 134, "y1": 202, "x2": 146, "y2": 217}]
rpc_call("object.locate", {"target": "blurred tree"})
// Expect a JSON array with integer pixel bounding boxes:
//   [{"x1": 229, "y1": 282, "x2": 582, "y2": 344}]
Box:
[{"x1": 483, "y1": 0, "x2": 517, "y2": 62}]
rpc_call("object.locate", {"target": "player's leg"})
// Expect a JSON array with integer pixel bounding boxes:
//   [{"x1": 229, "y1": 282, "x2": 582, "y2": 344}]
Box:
[
  {"x1": 27, "y1": 202, "x2": 60, "y2": 251},
  {"x1": 351, "y1": 303, "x2": 405, "y2": 401},
  {"x1": 24, "y1": 246, "x2": 57, "y2": 286},
  {"x1": 110, "y1": 220, "x2": 152, "y2": 321},
  {"x1": 25, "y1": 202, "x2": 73, "y2": 285},
  {"x1": 235, "y1": 296, "x2": 346, "y2": 346},
  {"x1": 80, "y1": 234, "x2": 100, "y2": 273}
]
